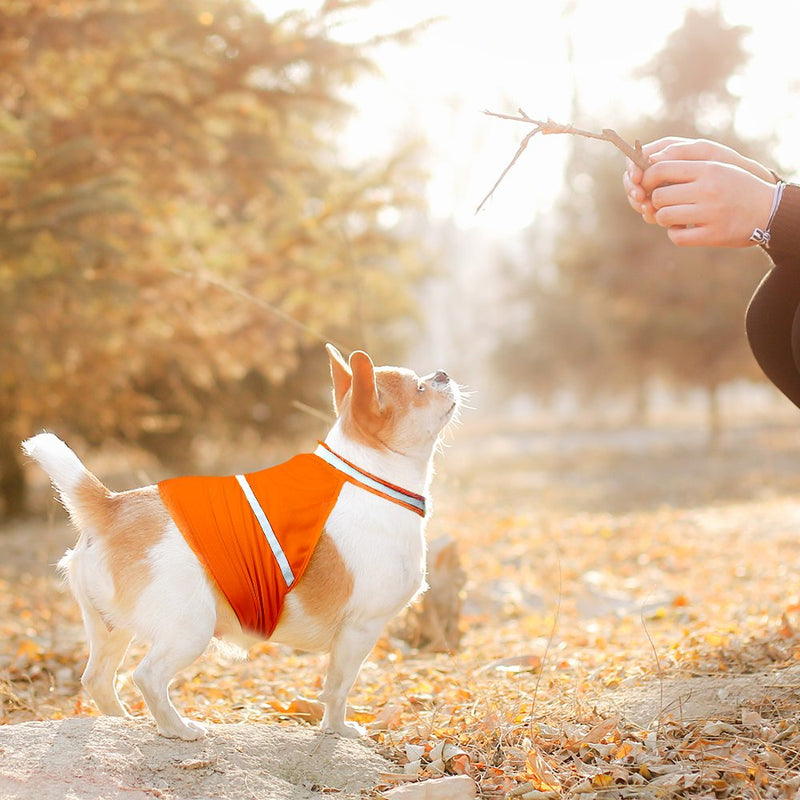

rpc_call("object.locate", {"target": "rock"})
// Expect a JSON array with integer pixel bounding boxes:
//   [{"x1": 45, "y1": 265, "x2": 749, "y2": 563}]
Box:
[{"x1": 381, "y1": 775, "x2": 477, "y2": 800}]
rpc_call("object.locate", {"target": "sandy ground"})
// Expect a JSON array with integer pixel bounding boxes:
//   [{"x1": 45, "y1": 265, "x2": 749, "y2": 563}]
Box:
[
  {"x1": 600, "y1": 664, "x2": 800, "y2": 729},
  {"x1": 0, "y1": 717, "x2": 392, "y2": 800}
]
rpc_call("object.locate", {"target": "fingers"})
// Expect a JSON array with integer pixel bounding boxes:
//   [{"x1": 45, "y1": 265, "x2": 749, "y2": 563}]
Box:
[
  {"x1": 645, "y1": 139, "x2": 774, "y2": 182},
  {"x1": 622, "y1": 167, "x2": 645, "y2": 204},
  {"x1": 640, "y1": 160, "x2": 704, "y2": 193},
  {"x1": 648, "y1": 139, "x2": 729, "y2": 165},
  {"x1": 648, "y1": 171, "x2": 704, "y2": 210},
  {"x1": 648, "y1": 163, "x2": 775, "y2": 247},
  {"x1": 662, "y1": 220, "x2": 736, "y2": 248},
  {"x1": 623, "y1": 168, "x2": 658, "y2": 222},
  {"x1": 639, "y1": 136, "x2": 692, "y2": 161},
  {"x1": 652, "y1": 202, "x2": 698, "y2": 229},
  {"x1": 632, "y1": 160, "x2": 708, "y2": 238},
  {"x1": 665, "y1": 224, "x2": 708, "y2": 247},
  {"x1": 622, "y1": 138, "x2": 695, "y2": 218},
  {"x1": 623, "y1": 138, "x2": 736, "y2": 214},
  {"x1": 624, "y1": 156, "x2": 699, "y2": 222}
]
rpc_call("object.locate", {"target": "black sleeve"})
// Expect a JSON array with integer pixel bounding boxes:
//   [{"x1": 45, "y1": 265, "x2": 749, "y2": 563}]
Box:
[
  {"x1": 745, "y1": 183, "x2": 800, "y2": 409},
  {"x1": 768, "y1": 182, "x2": 800, "y2": 264}
]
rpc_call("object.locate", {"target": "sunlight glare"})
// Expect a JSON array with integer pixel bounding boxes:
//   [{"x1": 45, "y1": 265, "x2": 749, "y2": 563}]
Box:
[{"x1": 259, "y1": 1, "x2": 799, "y2": 233}]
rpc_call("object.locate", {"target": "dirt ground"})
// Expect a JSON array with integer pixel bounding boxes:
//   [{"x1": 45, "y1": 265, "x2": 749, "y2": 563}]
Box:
[
  {"x1": 4, "y1": 411, "x2": 800, "y2": 798},
  {"x1": 0, "y1": 717, "x2": 391, "y2": 800}
]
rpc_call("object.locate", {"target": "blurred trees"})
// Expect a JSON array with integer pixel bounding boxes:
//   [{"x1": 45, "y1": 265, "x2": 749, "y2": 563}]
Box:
[
  {"x1": 1, "y1": 0, "x2": 426, "y2": 516},
  {"x1": 495, "y1": 8, "x2": 772, "y2": 438}
]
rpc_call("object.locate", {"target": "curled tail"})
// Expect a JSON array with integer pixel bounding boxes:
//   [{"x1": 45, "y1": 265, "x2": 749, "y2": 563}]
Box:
[{"x1": 21, "y1": 432, "x2": 110, "y2": 528}]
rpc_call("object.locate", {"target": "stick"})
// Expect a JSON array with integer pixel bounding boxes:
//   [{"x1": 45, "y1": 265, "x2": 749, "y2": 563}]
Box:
[
  {"x1": 166, "y1": 266, "x2": 355, "y2": 354},
  {"x1": 476, "y1": 110, "x2": 648, "y2": 213}
]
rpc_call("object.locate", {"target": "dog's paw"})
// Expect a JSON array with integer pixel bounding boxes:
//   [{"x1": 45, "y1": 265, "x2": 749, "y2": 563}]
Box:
[
  {"x1": 99, "y1": 705, "x2": 130, "y2": 718},
  {"x1": 324, "y1": 720, "x2": 366, "y2": 739},
  {"x1": 158, "y1": 718, "x2": 208, "y2": 741}
]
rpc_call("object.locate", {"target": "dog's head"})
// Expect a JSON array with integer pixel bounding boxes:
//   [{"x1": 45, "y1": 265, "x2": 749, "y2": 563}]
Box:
[{"x1": 326, "y1": 344, "x2": 460, "y2": 457}]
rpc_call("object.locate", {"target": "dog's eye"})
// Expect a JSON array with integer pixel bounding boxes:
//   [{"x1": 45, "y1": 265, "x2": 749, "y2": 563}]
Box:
[{"x1": 417, "y1": 383, "x2": 426, "y2": 393}]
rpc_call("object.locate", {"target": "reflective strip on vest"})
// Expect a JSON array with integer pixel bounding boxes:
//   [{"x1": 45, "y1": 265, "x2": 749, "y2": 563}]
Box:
[{"x1": 235, "y1": 473, "x2": 295, "y2": 588}]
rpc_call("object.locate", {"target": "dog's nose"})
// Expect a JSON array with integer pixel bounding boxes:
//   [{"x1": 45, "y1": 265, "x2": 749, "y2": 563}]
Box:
[{"x1": 432, "y1": 370, "x2": 449, "y2": 384}]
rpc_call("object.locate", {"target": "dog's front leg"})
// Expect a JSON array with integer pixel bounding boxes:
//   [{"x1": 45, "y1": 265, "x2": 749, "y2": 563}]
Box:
[{"x1": 320, "y1": 619, "x2": 384, "y2": 737}]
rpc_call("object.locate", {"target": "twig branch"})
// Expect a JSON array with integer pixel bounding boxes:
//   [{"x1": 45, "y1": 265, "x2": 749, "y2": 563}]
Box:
[
  {"x1": 476, "y1": 109, "x2": 648, "y2": 214},
  {"x1": 166, "y1": 266, "x2": 356, "y2": 354}
]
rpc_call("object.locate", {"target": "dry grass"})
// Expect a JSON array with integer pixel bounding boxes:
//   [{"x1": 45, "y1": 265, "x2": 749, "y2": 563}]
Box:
[{"x1": 5, "y1": 413, "x2": 800, "y2": 797}]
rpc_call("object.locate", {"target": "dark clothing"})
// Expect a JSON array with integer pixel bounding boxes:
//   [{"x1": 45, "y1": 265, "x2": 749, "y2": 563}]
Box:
[{"x1": 746, "y1": 184, "x2": 800, "y2": 407}]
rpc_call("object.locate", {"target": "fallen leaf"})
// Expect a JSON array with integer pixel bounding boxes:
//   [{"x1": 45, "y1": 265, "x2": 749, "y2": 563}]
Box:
[
  {"x1": 583, "y1": 715, "x2": 619, "y2": 744},
  {"x1": 759, "y1": 747, "x2": 786, "y2": 769},
  {"x1": 483, "y1": 655, "x2": 543, "y2": 674},
  {"x1": 523, "y1": 747, "x2": 561, "y2": 792},
  {"x1": 283, "y1": 696, "x2": 324, "y2": 723},
  {"x1": 701, "y1": 720, "x2": 739, "y2": 736},
  {"x1": 741, "y1": 709, "x2": 764, "y2": 728}
]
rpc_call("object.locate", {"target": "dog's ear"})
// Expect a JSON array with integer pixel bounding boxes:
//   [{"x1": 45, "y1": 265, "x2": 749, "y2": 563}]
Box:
[
  {"x1": 349, "y1": 350, "x2": 380, "y2": 418},
  {"x1": 326, "y1": 344, "x2": 351, "y2": 414}
]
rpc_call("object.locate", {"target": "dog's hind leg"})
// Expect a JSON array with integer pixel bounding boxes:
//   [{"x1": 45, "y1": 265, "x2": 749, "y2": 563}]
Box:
[
  {"x1": 132, "y1": 618, "x2": 213, "y2": 740},
  {"x1": 79, "y1": 604, "x2": 133, "y2": 716}
]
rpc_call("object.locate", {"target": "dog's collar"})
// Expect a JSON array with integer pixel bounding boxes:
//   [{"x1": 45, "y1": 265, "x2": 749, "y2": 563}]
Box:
[{"x1": 315, "y1": 441, "x2": 426, "y2": 518}]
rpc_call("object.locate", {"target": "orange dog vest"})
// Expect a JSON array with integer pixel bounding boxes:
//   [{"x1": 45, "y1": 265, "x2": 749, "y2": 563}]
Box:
[{"x1": 158, "y1": 443, "x2": 425, "y2": 637}]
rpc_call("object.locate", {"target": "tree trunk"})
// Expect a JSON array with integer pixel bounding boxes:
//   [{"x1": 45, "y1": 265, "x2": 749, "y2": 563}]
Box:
[
  {"x1": 629, "y1": 380, "x2": 649, "y2": 426},
  {"x1": 0, "y1": 432, "x2": 26, "y2": 519},
  {"x1": 706, "y1": 384, "x2": 722, "y2": 454}
]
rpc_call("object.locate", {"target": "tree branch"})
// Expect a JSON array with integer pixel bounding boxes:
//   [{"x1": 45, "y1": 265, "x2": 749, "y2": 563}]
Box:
[{"x1": 476, "y1": 110, "x2": 648, "y2": 214}]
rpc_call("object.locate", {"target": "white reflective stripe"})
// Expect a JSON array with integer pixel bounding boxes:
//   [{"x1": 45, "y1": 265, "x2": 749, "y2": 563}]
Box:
[
  {"x1": 315, "y1": 446, "x2": 426, "y2": 515},
  {"x1": 235, "y1": 474, "x2": 295, "y2": 588}
]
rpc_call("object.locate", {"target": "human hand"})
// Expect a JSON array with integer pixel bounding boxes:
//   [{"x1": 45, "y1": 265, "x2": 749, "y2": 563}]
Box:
[
  {"x1": 622, "y1": 137, "x2": 778, "y2": 246},
  {"x1": 640, "y1": 159, "x2": 777, "y2": 247},
  {"x1": 623, "y1": 137, "x2": 772, "y2": 218}
]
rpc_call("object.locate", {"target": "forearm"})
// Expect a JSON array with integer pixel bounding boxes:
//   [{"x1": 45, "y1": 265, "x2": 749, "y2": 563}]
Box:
[
  {"x1": 746, "y1": 183, "x2": 800, "y2": 409},
  {"x1": 746, "y1": 261, "x2": 800, "y2": 410}
]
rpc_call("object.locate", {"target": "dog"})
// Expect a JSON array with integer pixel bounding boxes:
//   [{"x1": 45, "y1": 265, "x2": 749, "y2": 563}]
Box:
[{"x1": 22, "y1": 344, "x2": 460, "y2": 740}]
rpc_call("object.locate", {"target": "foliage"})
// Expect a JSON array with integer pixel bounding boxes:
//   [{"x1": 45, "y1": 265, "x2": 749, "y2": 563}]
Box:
[
  {"x1": 638, "y1": 8, "x2": 750, "y2": 122},
  {"x1": 0, "y1": 0, "x2": 427, "y2": 515},
  {"x1": 494, "y1": 8, "x2": 772, "y2": 431}
]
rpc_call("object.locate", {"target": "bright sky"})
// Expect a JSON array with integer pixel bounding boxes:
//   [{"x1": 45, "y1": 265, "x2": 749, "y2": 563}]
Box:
[{"x1": 268, "y1": 1, "x2": 800, "y2": 234}]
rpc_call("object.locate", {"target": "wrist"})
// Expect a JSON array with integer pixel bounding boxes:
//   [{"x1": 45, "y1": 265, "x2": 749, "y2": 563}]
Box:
[{"x1": 749, "y1": 181, "x2": 786, "y2": 248}]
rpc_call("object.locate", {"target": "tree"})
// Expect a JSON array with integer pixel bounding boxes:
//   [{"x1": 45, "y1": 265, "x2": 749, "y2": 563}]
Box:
[
  {"x1": 1, "y1": 0, "x2": 427, "y2": 516},
  {"x1": 494, "y1": 7, "x2": 772, "y2": 439}
]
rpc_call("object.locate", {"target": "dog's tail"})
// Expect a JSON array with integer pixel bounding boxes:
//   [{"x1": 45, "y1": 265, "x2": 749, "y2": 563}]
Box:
[{"x1": 22, "y1": 432, "x2": 111, "y2": 530}]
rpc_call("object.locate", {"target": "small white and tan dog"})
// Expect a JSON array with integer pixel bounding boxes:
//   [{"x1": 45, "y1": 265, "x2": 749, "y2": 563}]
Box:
[{"x1": 22, "y1": 344, "x2": 460, "y2": 740}]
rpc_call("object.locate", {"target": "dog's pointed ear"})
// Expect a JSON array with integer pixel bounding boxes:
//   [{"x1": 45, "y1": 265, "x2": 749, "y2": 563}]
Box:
[
  {"x1": 326, "y1": 344, "x2": 352, "y2": 414},
  {"x1": 349, "y1": 350, "x2": 380, "y2": 417}
]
